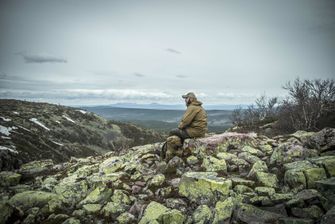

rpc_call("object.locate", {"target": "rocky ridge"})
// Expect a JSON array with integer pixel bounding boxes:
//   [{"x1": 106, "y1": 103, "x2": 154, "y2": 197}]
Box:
[
  {"x1": 0, "y1": 99, "x2": 163, "y2": 170},
  {"x1": 0, "y1": 128, "x2": 335, "y2": 223}
]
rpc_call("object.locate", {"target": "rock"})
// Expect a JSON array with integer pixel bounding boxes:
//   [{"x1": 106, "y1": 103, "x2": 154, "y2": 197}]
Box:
[
  {"x1": 116, "y1": 212, "x2": 136, "y2": 224},
  {"x1": 284, "y1": 169, "x2": 307, "y2": 191},
  {"x1": 148, "y1": 174, "x2": 165, "y2": 187},
  {"x1": 158, "y1": 209, "x2": 185, "y2": 224},
  {"x1": 309, "y1": 156, "x2": 335, "y2": 177},
  {"x1": 186, "y1": 155, "x2": 199, "y2": 165},
  {"x1": 248, "y1": 160, "x2": 268, "y2": 178},
  {"x1": 79, "y1": 185, "x2": 113, "y2": 205},
  {"x1": 166, "y1": 156, "x2": 184, "y2": 174},
  {"x1": 234, "y1": 203, "x2": 284, "y2": 223},
  {"x1": 291, "y1": 205, "x2": 324, "y2": 219},
  {"x1": 54, "y1": 175, "x2": 89, "y2": 206},
  {"x1": 213, "y1": 197, "x2": 235, "y2": 223},
  {"x1": 201, "y1": 156, "x2": 227, "y2": 173},
  {"x1": 178, "y1": 172, "x2": 232, "y2": 204},
  {"x1": 19, "y1": 159, "x2": 54, "y2": 178},
  {"x1": 231, "y1": 177, "x2": 255, "y2": 187},
  {"x1": 9, "y1": 190, "x2": 59, "y2": 211},
  {"x1": 46, "y1": 213, "x2": 70, "y2": 224},
  {"x1": 279, "y1": 217, "x2": 314, "y2": 224},
  {"x1": 315, "y1": 177, "x2": 335, "y2": 209},
  {"x1": 0, "y1": 171, "x2": 21, "y2": 186},
  {"x1": 83, "y1": 203, "x2": 102, "y2": 214},
  {"x1": 255, "y1": 187, "x2": 275, "y2": 196},
  {"x1": 216, "y1": 152, "x2": 237, "y2": 161},
  {"x1": 321, "y1": 205, "x2": 335, "y2": 224},
  {"x1": 238, "y1": 152, "x2": 261, "y2": 164},
  {"x1": 303, "y1": 168, "x2": 327, "y2": 188},
  {"x1": 249, "y1": 195, "x2": 272, "y2": 206},
  {"x1": 283, "y1": 161, "x2": 315, "y2": 171},
  {"x1": 0, "y1": 202, "x2": 13, "y2": 224},
  {"x1": 99, "y1": 156, "x2": 125, "y2": 174},
  {"x1": 62, "y1": 217, "x2": 81, "y2": 224},
  {"x1": 234, "y1": 185, "x2": 254, "y2": 194},
  {"x1": 241, "y1": 145, "x2": 263, "y2": 156},
  {"x1": 101, "y1": 189, "x2": 131, "y2": 217},
  {"x1": 139, "y1": 201, "x2": 170, "y2": 224},
  {"x1": 255, "y1": 171, "x2": 278, "y2": 188},
  {"x1": 270, "y1": 193, "x2": 293, "y2": 204},
  {"x1": 192, "y1": 205, "x2": 213, "y2": 224},
  {"x1": 307, "y1": 128, "x2": 335, "y2": 152},
  {"x1": 259, "y1": 144, "x2": 273, "y2": 155},
  {"x1": 165, "y1": 198, "x2": 187, "y2": 212}
]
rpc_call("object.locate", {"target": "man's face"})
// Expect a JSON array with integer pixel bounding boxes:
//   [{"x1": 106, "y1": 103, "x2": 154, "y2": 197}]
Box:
[{"x1": 185, "y1": 97, "x2": 191, "y2": 105}]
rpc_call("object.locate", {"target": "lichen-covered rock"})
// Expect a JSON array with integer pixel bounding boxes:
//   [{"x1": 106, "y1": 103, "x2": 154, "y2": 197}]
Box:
[
  {"x1": 149, "y1": 174, "x2": 165, "y2": 187},
  {"x1": 284, "y1": 169, "x2": 307, "y2": 191},
  {"x1": 186, "y1": 155, "x2": 199, "y2": 165},
  {"x1": 192, "y1": 205, "x2": 213, "y2": 224},
  {"x1": 178, "y1": 172, "x2": 232, "y2": 203},
  {"x1": 279, "y1": 217, "x2": 314, "y2": 224},
  {"x1": 241, "y1": 145, "x2": 263, "y2": 156},
  {"x1": 83, "y1": 203, "x2": 102, "y2": 214},
  {"x1": 117, "y1": 212, "x2": 136, "y2": 224},
  {"x1": 201, "y1": 156, "x2": 227, "y2": 173},
  {"x1": 238, "y1": 152, "x2": 261, "y2": 164},
  {"x1": 9, "y1": 190, "x2": 59, "y2": 211},
  {"x1": 0, "y1": 171, "x2": 21, "y2": 186},
  {"x1": 158, "y1": 209, "x2": 185, "y2": 224},
  {"x1": 248, "y1": 160, "x2": 268, "y2": 178},
  {"x1": 304, "y1": 168, "x2": 327, "y2": 188},
  {"x1": 309, "y1": 156, "x2": 335, "y2": 177},
  {"x1": 315, "y1": 177, "x2": 335, "y2": 209},
  {"x1": 213, "y1": 197, "x2": 235, "y2": 223},
  {"x1": 0, "y1": 202, "x2": 13, "y2": 224},
  {"x1": 283, "y1": 160, "x2": 315, "y2": 171},
  {"x1": 19, "y1": 159, "x2": 54, "y2": 178},
  {"x1": 321, "y1": 205, "x2": 335, "y2": 224},
  {"x1": 101, "y1": 189, "x2": 131, "y2": 217},
  {"x1": 235, "y1": 203, "x2": 284, "y2": 223},
  {"x1": 62, "y1": 217, "x2": 81, "y2": 224},
  {"x1": 255, "y1": 171, "x2": 278, "y2": 188},
  {"x1": 99, "y1": 156, "x2": 125, "y2": 174},
  {"x1": 291, "y1": 205, "x2": 324, "y2": 219},
  {"x1": 234, "y1": 185, "x2": 254, "y2": 194},
  {"x1": 138, "y1": 201, "x2": 170, "y2": 224},
  {"x1": 255, "y1": 187, "x2": 275, "y2": 196},
  {"x1": 79, "y1": 185, "x2": 113, "y2": 205}
]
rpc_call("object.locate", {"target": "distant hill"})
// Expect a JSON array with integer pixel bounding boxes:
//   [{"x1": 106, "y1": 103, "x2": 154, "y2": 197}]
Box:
[
  {"x1": 0, "y1": 99, "x2": 163, "y2": 170},
  {"x1": 82, "y1": 106, "x2": 234, "y2": 133}
]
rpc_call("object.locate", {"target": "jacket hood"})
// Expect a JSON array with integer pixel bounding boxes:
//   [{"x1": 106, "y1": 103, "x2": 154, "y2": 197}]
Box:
[{"x1": 190, "y1": 100, "x2": 202, "y2": 106}]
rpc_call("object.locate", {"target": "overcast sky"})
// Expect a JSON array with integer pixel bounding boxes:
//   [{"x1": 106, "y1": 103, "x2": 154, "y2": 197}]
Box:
[{"x1": 0, "y1": 0, "x2": 334, "y2": 106}]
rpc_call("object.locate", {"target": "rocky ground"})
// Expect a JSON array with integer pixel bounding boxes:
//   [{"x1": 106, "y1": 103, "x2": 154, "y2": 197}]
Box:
[{"x1": 0, "y1": 128, "x2": 335, "y2": 224}]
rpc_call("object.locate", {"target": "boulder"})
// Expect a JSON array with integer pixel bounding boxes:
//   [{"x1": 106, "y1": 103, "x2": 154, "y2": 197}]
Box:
[
  {"x1": 201, "y1": 156, "x2": 227, "y2": 173},
  {"x1": 0, "y1": 171, "x2": 21, "y2": 187},
  {"x1": 0, "y1": 203, "x2": 14, "y2": 224},
  {"x1": 309, "y1": 156, "x2": 335, "y2": 177},
  {"x1": 321, "y1": 205, "x2": 335, "y2": 224},
  {"x1": 279, "y1": 217, "x2": 314, "y2": 224},
  {"x1": 83, "y1": 203, "x2": 102, "y2": 214},
  {"x1": 234, "y1": 203, "x2": 284, "y2": 223},
  {"x1": 138, "y1": 201, "x2": 170, "y2": 224},
  {"x1": 99, "y1": 156, "x2": 125, "y2": 174},
  {"x1": 284, "y1": 169, "x2": 307, "y2": 191},
  {"x1": 9, "y1": 190, "x2": 59, "y2": 211},
  {"x1": 315, "y1": 177, "x2": 335, "y2": 209},
  {"x1": 79, "y1": 185, "x2": 113, "y2": 205},
  {"x1": 213, "y1": 197, "x2": 235, "y2": 223},
  {"x1": 178, "y1": 172, "x2": 232, "y2": 204},
  {"x1": 307, "y1": 128, "x2": 335, "y2": 152},
  {"x1": 19, "y1": 159, "x2": 54, "y2": 178},
  {"x1": 116, "y1": 212, "x2": 136, "y2": 224},
  {"x1": 158, "y1": 209, "x2": 185, "y2": 224},
  {"x1": 255, "y1": 171, "x2": 278, "y2": 188},
  {"x1": 148, "y1": 174, "x2": 165, "y2": 187},
  {"x1": 241, "y1": 145, "x2": 264, "y2": 156},
  {"x1": 303, "y1": 168, "x2": 327, "y2": 188},
  {"x1": 101, "y1": 189, "x2": 131, "y2": 217},
  {"x1": 248, "y1": 160, "x2": 268, "y2": 178},
  {"x1": 192, "y1": 205, "x2": 213, "y2": 224}
]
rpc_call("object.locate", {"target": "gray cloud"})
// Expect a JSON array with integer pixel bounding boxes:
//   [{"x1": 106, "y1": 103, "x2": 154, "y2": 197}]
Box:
[
  {"x1": 16, "y1": 52, "x2": 67, "y2": 63},
  {"x1": 165, "y1": 48, "x2": 182, "y2": 54},
  {"x1": 176, "y1": 75, "x2": 187, "y2": 78},
  {"x1": 134, "y1": 73, "x2": 145, "y2": 78}
]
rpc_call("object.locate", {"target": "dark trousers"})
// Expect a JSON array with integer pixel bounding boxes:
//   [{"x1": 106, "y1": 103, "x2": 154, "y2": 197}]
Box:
[{"x1": 169, "y1": 128, "x2": 190, "y2": 143}]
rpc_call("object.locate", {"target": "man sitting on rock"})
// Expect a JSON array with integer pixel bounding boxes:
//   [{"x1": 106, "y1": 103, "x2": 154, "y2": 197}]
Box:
[{"x1": 163, "y1": 92, "x2": 208, "y2": 160}]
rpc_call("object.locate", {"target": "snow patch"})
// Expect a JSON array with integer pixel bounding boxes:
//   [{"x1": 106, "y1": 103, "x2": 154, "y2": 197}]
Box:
[
  {"x1": 0, "y1": 117, "x2": 11, "y2": 122},
  {"x1": 62, "y1": 115, "x2": 75, "y2": 123},
  {"x1": 13, "y1": 111, "x2": 19, "y2": 115},
  {"x1": 55, "y1": 120, "x2": 61, "y2": 124},
  {"x1": 29, "y1": 118, "x2": 50, "y2": 131},
  {"x1": 76, "y1": 109, "x2": 87, "y2": 114},
  {"x1": 1, "y1": 136, "x2": 11, "y2": 140},
  {"x1": 0, "y1": 146, "x2": 18, "y2": 154},
  {"x1": 0, "y1": 125, "x2": 12, "y2": 136},
  {"x1": 51, "y1": 140, "x2": 64, "y2": 146}
]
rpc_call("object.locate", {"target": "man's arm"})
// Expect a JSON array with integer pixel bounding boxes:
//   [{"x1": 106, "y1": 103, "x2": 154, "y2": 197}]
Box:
[{"x1": 178, "y1": 106, "x2": 199, "y2": 129}]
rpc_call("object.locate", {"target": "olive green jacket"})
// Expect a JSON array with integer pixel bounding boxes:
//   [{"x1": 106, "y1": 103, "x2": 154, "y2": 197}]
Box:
[{"x1": 178, "y1": 100, "x2": 208, "y2": 137}]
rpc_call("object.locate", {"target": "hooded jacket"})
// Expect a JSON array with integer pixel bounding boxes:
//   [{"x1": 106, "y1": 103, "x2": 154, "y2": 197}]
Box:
[{"x1": 178, "y1": 100, "x2": 208, "y2": 137}]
